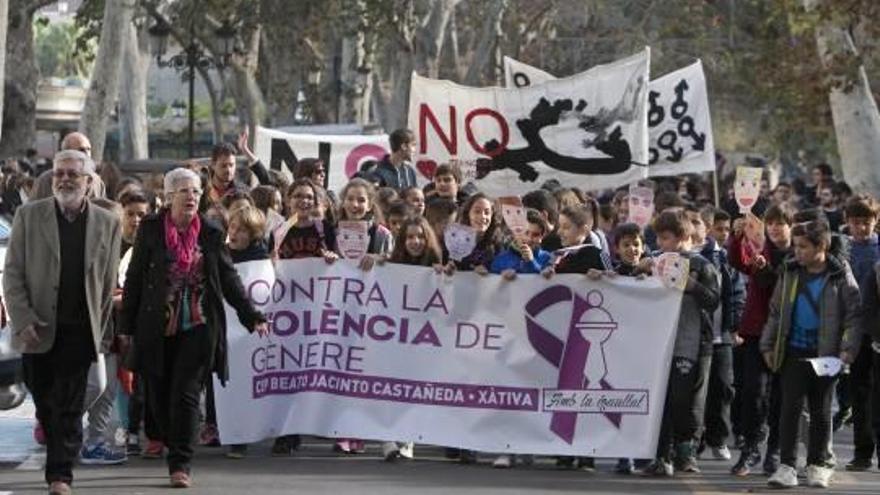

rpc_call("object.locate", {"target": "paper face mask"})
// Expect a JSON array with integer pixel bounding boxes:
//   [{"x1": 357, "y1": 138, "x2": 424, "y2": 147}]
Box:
[
  {"x1": 337, "y1": 221, "x2": 369, "y2": 260},
  {"x1": 735, "y1": 167, "x2": 763, "y2": 213},
  {"x1": 744, "y1": 212, "x2": 766, "y2": 253},
  {"x1": 444, "y1": 223, "x2": 477, "y2": 262},
  {"x1": 653, "y1": 252, "x2": 690, "y2": 290},
  {"x1": 499, "y1": 196, "x2": 528, "y2": 237},
  {"x1": 627, "y1": 186, "x2": 655, "y2": 229}
]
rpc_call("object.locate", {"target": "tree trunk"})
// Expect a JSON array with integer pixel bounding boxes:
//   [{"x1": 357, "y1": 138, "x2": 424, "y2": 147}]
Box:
[
  {"x1": 0, "y1": 0, "x2": 8, "y2": 143},
  {"x1": 227, "y1": 25, "x2": 266, "y2": 138},
  {"x1": 258, "y1": 0, "x2": 309, "y2": 127},
  {"x1": 339, "y1": 0, "x2": 374, "y2": 125},
  {"x1": 1, "y1": 0, "x2": 54, "y2": 158},
  {"x1": 78, "y1": 0, "x2": 133, "y2": 162},
  {"x1": 196, "y1": 65, "x2": 223, "y2": 144},
  {"x1": 463, "y1": 0, "x2": 508, "y2": 85},
  {"x1": 805, "y1": 0, "x2": 880, "y2": 193},
  {"x1": 117, "y1": 20, "x2": 149, "y2": 161}
]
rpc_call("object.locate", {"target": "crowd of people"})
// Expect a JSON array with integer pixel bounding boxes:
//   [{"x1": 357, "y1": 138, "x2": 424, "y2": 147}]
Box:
[{"x1": 2, "y1": 128, "x2": 878, "y2": 494}]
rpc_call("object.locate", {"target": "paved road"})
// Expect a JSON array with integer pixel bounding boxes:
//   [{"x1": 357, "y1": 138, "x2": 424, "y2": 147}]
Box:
[{"x1": 3, "y1": 401, "x2": 880, "y2": 494}]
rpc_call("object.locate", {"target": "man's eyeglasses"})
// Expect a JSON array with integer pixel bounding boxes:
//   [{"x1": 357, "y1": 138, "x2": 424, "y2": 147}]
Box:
[{"x1": 52, "y1": 170, "x2": 86, "y2": 179}]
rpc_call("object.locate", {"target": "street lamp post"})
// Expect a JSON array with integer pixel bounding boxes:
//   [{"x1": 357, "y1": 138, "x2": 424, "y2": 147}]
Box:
[{"x1": 147, "y1": 15, "x2": 236, "y2": 158}]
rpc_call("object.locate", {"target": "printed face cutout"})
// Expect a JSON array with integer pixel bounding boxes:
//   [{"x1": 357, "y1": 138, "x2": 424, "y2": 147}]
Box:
[
  {"x1": 337, "y1": 221, "x2": 369, "y2": 260},
  {"x1": 735, "y1": 166, "x2": 763, "y2": 213},
  {"x1": 444, "y1": 223, "x2": 477, "y2": 262},
  {"x1": 499, "y1": 196, "x2": 528, "y2": 237},
  {"x1": 627, "y1": 186, "x2": 655, "y2": 229},
  {"x1": 743, "y1": 212, "x2": 766, "y2": 253},
  {"x1": 653, "y1": 252, "x2": 690, "y2": 290}
]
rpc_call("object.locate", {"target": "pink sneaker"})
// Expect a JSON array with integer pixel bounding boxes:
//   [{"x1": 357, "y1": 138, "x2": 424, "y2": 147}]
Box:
[
  {"x1": 34, "y1": 422, "x2": 46, "y2": 446},
  {"x1": 333, "y1": 439, "x2": 351, "y2": 454},
  {"x1": 349, "y1": 439, "x2": 366, "y2": 454},
  {"x1": 198, "y1": 424, "x2": 220, "y2": 447}
]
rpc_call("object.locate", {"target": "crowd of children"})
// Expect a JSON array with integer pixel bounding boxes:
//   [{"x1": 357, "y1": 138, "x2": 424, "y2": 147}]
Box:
[{"x1": 60, "y1": 127, "x2": 880, "y2": 490}]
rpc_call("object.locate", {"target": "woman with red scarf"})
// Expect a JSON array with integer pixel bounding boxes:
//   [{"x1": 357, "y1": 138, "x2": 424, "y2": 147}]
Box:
[{"x1": 119, "y1": 168, "x2": 268, "y2": 488}]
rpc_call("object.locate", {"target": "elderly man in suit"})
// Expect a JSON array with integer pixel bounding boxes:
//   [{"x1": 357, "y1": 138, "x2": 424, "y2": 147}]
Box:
[{"x1": 3, "y1": 149, "x2": 121, "y2": 495}]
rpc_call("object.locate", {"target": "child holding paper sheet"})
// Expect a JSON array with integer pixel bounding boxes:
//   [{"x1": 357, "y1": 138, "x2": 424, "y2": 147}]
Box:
[{"x1": 760, "y1": 219, "x2": 861, "y2": 489}]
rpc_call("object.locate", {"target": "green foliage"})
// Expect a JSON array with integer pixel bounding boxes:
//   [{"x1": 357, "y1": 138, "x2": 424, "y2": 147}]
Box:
[
  {"x1": 147, "y1": 101, "x2": 169, "y2": 119},
  {"x1": 33, "y1": 18, "x2": 97, "y2": 79}
]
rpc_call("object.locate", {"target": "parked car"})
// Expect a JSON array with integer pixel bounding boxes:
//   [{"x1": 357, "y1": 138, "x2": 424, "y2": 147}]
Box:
[{"x1": 0, "y1": 214, "x2": 26, "y2": 410}]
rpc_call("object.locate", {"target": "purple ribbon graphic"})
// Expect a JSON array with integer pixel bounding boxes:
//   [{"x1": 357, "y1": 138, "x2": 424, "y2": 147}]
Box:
[{"x1": 525, "y1": 286, "x2": 621, "y2": 444}]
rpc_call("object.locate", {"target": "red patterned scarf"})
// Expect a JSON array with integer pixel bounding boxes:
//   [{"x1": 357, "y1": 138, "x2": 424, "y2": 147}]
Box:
[{"x1": 164, "y1": 211, "x2": 201, "y2": 274}]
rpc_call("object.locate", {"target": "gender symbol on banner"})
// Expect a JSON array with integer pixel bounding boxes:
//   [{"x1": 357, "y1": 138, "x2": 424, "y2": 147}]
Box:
[
  {"x1": 513, "y1": 72, "x2": 531, "y2": 88},
  {"x1": 648, "y1": 80, "x2": 706, "y2": 166},
  {"x1": 525, "y1": 286, "x2": 622, "y2": 444}
]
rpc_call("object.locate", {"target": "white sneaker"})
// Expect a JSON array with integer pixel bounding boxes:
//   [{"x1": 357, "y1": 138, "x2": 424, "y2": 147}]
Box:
[
  {"x1": 806, "y1": 464, "x2": 833, "y2": 488},
  {"x1": 768, "y1": 464, "x2": 798, "y2": 488},
  {"x1": 398, "y1": 442, "x2": 414, "y2": 460},
  {"x1": 493, "y1": 455, "x2": 513, "y2": 468},
  {"x1": 711, "y1": 445, "x2": 732, "y2": 460}
]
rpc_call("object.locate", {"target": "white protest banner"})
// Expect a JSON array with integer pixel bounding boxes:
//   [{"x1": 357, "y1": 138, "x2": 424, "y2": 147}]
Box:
[
  {"x1": 503, "y1": 57, "x2": 715, "y2": 178},
  {"x1": 409, "y1": 49, "x2": 650, "y2": 196},
  {"x1": 214, "y1": 258, "x2": 682, "y2": 457},
  {"x1": 253, "y1": 126, "x2": 389, "y2": 194}
]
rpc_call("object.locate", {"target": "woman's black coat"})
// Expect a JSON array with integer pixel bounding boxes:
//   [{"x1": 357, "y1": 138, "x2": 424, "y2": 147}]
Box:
[{"x1": 120, "y1": 210, "x2": 264, "y2": 384}]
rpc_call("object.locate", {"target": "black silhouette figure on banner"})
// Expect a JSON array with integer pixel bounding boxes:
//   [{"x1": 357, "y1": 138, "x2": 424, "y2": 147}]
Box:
[
  {"x1": 475, "y1": 73, "x2": 646, "y2": 182},
  {"x1": 648, "y1": 79, "x2": 706, "y2": 166}
]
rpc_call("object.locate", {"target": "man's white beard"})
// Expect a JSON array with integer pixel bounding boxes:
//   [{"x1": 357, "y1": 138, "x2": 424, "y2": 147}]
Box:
[{"x1": 54, "y1": 188, "x2": 85, "y2": 210}]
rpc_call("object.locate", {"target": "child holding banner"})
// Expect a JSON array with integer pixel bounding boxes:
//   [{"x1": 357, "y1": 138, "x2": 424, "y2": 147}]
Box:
[
  {"x1": 542, "y1": 204, "x2": 610, "y2": 471},
  {"x1": 440, "y1": 193, "x2": 502, "y2": 463},
  {"x1": 488, "y1": 207, "x2": 553, "y2": 469},
  {"x1": 334, "y1": 178, "x2": 394, "y2": 453},
  {"x1": 761, "y1": 219, "x2": 860, "y2": 489},
  {"x1": 223, "y1": 205, "x2": 269, "y2": 459},
  {"x1": 374, "y1": 215, "x2": 444, "y2": 461},
  {"x1": 644, "y1": 210, "x2": 719, "y2": 477},
  {"x1": 268, "y1": 178, "x2": 339, "y2": 456},
  {"x1": 587, "y1": 221, "x2": 652, "y2": 475}
]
